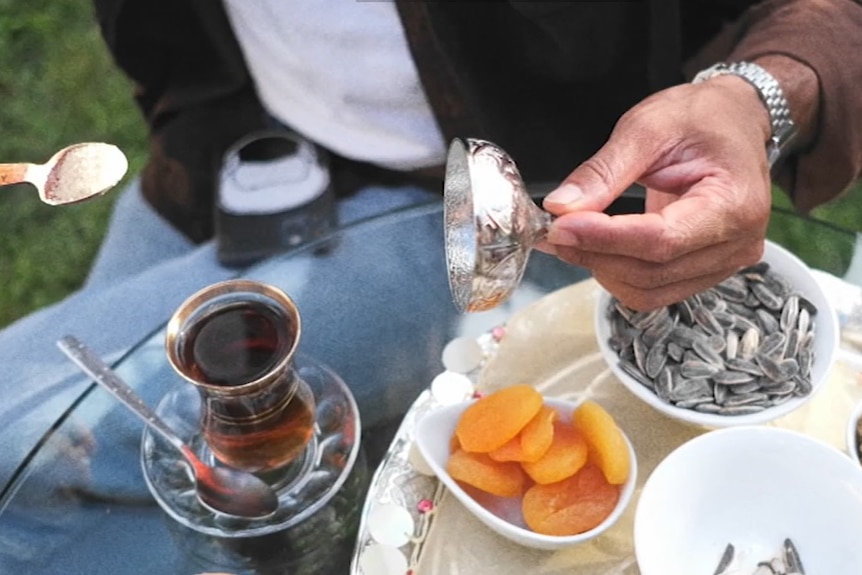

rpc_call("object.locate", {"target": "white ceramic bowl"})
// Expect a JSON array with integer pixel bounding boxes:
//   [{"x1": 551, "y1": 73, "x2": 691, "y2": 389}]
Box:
[
  {"x1": 846, "y1": 398, "x2": 862, "y2": 467},
  {"x1": 594, "y1": 240, "x2": 839, "y2": 428},
  {"x1": 414, "y1": 396, "x2": 637, "y2": 550},
  {"x1": 635, "y1": 426, "x2": 862, "y2": 575}
]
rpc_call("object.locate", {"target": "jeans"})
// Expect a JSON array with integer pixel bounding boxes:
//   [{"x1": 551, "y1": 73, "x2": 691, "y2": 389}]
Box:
[{"x1": 0, "y1": 178, "x2": 439, "y2": 488}]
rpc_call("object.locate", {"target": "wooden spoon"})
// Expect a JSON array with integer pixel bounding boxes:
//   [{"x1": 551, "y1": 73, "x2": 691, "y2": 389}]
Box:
[{"x1": 0, "y1": 142, "x2": 128, "y2": 205}]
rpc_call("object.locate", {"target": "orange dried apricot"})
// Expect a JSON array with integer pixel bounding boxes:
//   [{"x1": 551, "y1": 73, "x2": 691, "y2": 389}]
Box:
[
  {"x1": 488, "y1": 405, "x2": 558, "y2": 463},
  {"x1": 522, "y1": 464, "x2": 621, "y2": 536},
  {"x1": 487, "y1": 435, "x2": 524, "y2": 462},
  {"x1": 519, "y1": 404, "x2": 558, "y2": 462},
  {"x1": 456, "y1": 385, "x2": 543, "y2": 453},
  {"x1": 447, "y1": 448, "x2": 526, "y2": 498},
  {"x1": 572, "y1": 400, "x2": 630, "y2": 485},
  {"x1": 520, "y1": 421, "x2": 588, "y2": 484},
  {"x1": 449, "y1": 432, "x2": 461, "y2": 454}
]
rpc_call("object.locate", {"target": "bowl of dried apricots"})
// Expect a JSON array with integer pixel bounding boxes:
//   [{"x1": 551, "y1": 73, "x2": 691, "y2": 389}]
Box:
[{"x1": 414, "y1": 384, "x2": 637, "y2": 550}]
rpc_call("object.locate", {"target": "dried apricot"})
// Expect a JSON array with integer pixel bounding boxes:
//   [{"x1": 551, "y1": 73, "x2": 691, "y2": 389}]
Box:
[
  {"x1": 520, "y1": 421, "x2": 588, "y2": 484},
  {"x1": 519, "y1": 405, "x2": 558, "y2": 462},
  {"x1": 487, "y1": 435, "x2": 524, "y2": 462},
  {"x1": 488, "y1": 405, "x2": 558, "y2": 463},
  {"x1": 449, "y1": 432, "x2": 461, "y2": 454},
  {"x1": 522, "y1": 464, "x2": 621, "y2": 536},
  {"x1": 447, "y1": 448, "x2": 526, "y2": 498},
  {"x1": 456, "y1": 385, "x2": 543, "y2": 453},
  {"x1": 572, "y1": 400, "x2": 630, "y2": 485}
]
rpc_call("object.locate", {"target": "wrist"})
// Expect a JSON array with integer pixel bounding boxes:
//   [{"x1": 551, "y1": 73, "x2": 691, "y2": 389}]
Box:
[
  {"x1": 693, "y1": 59, "x2": 805, "y2": 166},
  {"x1": 749, "y1": 54, "x2": 820, "y2": 152}
]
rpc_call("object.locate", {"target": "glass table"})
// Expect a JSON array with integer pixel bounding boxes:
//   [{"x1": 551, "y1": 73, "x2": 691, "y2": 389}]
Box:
[{"x1": 0, "y1": 200, "x2": 859, "y2": 574}]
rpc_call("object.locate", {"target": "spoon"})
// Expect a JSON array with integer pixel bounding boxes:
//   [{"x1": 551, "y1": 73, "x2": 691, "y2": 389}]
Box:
[
  {"x1": 0, "y1": 142, "x2": 128, "y2": 205},
  {"x1": 443, "y1": 137, "x2": 551, "y2": 313},
  {"x1": 56, "y1": 335, "x2": 280, "y2": 519}
]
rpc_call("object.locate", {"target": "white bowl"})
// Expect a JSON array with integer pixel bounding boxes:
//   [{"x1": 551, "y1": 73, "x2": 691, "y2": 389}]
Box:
[
  {"x1": 414, "y1": 396, "x2": 637, "y2": 550},
  {"x1": 635, "y1": 426, "x2": 862, "y2": 575},
  {"x1": 594, "y1": 239, "x2": 839, "y2": 428},
  {"x1": 846, "y1": 398, "x2": 862, "y2": 467}
]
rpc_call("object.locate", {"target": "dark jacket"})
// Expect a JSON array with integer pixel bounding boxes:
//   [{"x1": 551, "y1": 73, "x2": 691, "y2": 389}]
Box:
[{"x1": 93, "y1": 0, "x2": 862, "y2": 242}]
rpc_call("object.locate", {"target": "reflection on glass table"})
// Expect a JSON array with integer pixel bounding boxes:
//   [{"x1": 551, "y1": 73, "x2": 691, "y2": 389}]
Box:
[{"x1": 0, "y1": 200, "x2": 858, "y2": 574}]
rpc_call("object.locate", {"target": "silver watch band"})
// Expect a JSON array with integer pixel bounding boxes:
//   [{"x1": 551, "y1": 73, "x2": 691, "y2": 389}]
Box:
[{"x1": 693, "y1": 61, "x2": 797, "y2": 167}]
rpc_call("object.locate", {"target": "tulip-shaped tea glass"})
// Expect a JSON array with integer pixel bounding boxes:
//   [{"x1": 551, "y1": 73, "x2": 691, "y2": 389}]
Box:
[
  {"x1": 142, "y1": 279, "x2": 366, "y2": 572},
  {"x1": 444, "y1": 137, "x2": 552, "y2": 313},
  {"x1": 164, "y1": 279, "x2": 315, "y2": 474}
]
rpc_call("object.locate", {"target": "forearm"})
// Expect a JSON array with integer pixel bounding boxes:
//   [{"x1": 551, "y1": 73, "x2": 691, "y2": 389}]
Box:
[
  {"x1": 724, "y1": 0, "x2": 862, "y2": 211},
  {"x1": 751, "y1": 54, "x2": 820, "y2": 155}
]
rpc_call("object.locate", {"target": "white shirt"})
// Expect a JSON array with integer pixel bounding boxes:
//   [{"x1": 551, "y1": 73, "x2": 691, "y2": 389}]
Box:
[{"x1": 222, "y1": 0, "x2": 448, "y2": 171}]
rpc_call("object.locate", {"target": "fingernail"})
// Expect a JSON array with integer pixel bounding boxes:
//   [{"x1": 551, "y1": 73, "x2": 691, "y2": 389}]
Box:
[{"x1": 544, "y1": 184, "x2": 583, "y2": 206}]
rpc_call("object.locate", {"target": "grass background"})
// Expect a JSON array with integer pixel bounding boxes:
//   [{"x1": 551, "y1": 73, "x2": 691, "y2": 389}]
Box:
[
  {"x1": 0, "y1": 0, "x2": 146, "y2": 327},
  {"x1": 0, "y1": 1, "x2": 860, "y2": 329}
]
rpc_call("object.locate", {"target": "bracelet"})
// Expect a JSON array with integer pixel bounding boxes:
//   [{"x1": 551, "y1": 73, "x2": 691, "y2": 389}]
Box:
[{"x1": 693, "y1": 61, "x2": 797, "y2": 167}]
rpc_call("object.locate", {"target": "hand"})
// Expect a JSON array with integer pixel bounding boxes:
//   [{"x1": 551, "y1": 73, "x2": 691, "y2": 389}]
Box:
[{"x1": 537, "y1": 74, "x2": 776, "y2": 311}]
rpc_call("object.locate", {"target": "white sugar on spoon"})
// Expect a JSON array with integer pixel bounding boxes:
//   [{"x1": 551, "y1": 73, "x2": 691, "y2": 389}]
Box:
[{"x1": 0, "y1": 142, "x2": 128, "y2": 205}]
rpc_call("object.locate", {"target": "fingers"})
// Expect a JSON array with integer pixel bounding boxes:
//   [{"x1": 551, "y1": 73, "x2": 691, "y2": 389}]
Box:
[
  {"x1": 543, "y1": 119, "x2": 662, "y2": 215},
  {"x1": 546, "y1": 180, "x2": 767, "y2": 262},
  {"x1": 557, "y1": 238, "x2": 764, "y2": 310},
  {"x1": 593, "y1": 268, "x2": 741, "y2": 311}
]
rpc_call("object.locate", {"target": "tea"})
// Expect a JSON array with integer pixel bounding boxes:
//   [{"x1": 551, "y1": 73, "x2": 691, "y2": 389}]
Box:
[
  {"x1": 181, "y1": 301, "x2": 292, "y2": 386},
  {"x1": 176, "y1": 297, "x2": 315, "y2": 472},
  {"x1": 203, "y1": 382, "x2": 316, "y2": 472}
]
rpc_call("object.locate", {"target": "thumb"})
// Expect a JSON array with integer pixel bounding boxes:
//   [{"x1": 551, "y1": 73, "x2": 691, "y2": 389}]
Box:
[{"x1": 543, "y1": 130, "x2": 657, "y2": 216}]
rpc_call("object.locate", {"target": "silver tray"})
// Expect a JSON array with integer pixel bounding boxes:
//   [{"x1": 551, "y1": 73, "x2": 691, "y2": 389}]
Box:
[{"x1": 350, "y1": 279, "x2": 862, "y2": 575}]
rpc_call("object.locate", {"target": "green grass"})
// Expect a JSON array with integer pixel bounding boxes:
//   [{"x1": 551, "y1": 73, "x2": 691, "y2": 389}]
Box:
[
  {"x1": 0, "y1": 0, "x2": 860, "y2": 329},
  {"x1": 0, "y1": 0, "x2": 147, "y2": 327}
]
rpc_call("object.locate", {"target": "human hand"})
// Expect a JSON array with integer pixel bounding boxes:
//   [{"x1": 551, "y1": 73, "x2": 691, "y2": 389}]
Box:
[{"x1": 537, "y1": 74, "x2": 776, "y2": 311}]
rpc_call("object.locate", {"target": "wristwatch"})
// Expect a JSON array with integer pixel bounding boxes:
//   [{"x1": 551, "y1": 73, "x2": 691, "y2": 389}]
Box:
[{"x1": 693, "y1": 61, "x2": 797, "y2": 167}]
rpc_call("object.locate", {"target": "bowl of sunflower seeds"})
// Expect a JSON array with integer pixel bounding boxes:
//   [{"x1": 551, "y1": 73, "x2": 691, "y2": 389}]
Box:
[{"x1": 594, "y1": 239, "x2": 839, "y2": 428}]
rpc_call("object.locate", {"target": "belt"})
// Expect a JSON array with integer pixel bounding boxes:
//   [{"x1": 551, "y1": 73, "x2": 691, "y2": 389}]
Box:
[{"x1": 328, "y1": 153, "x2": 444, "y2": 198}]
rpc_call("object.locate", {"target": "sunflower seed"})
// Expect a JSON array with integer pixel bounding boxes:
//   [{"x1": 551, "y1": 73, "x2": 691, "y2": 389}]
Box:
[
  {"x1": 693, "y1": 305, "x2": 724, "y2": 335},
  {"x1": 723, "y1": 391, "x2": 768, "y2": 406},
  {"x1": 718, "y1": 404, "x2": 765, "y2": 416},
  {"x1": 714, "y1": 275, "x2": 748, "y2": 302},
  {"x1": 642, "y1": 313, "x2": 675, "y2": 347},
  {"x1": 756, "y1": 354, "x2": 800, "y2": 382},
  {"x1": 739, "y1": 327, "x2": 761, "y2": 359},
  {"x1": 604, "y1": 261, "x2": 817, "y2": 418},
  {"x1": 681, "y1": 360, "x2": 721, "y2": 379},
  {"x1": 645, "y1": 341, "x2": 668, "y2": 379},
  {"x1": 693, "y1": 338, "x2": 724, "y2": 366},
  {"x1": 693, "y1": 402, "x2": 724, "y2": 413},
  {"x1": 758, "y1": 332, "x2": 786, "y2": 357},
  {"x1": 756, "y1": 308, "x2": 781, "y2": 334},
  {"x1": 781, "y1": 295, "x2": 799, "y2": 332},
  {"x1": 669, "y1": 378, "x2": 713, "y2": 401},
  {"x1": 713, "y1": 370, "x2": 756, "y2": 386},
  {"x1": 725, "y1": 357, "x2": 763, "y2": 375},
  {"x1": 620, "y1": 360, "x2": 655, "y2": 390},
  {"x1": 727, "y1": 381, "x2": 763, "y2": 394},
  {"x1": 725, "y1": 331, "x2": 739, "y2": 360},
  {"x1": 633, "y1": 334, "x2": 649, "y2": 373},
  {"x1": 667, "y1": 341, "x2": 685, "y2": 362}
]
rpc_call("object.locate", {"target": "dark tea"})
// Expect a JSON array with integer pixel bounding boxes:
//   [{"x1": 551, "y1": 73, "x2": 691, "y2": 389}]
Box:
[
  {"x1": 181, "y1": 301, "x2": 290, "y2": 386},
  {"x1": 175, "y1": 297, "x2": 316, "y2": 473}
]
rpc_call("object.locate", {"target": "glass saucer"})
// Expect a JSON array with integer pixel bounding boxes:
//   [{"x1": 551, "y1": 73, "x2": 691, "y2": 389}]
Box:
[{"x1": 141, "y1": 353, "x2": 363, "y2": 539}]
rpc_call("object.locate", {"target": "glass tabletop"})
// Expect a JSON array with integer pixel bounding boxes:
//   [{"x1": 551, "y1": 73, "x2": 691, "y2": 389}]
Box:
[{"x1": 0, "y1": 200, "x2": 859, "y2": 574}]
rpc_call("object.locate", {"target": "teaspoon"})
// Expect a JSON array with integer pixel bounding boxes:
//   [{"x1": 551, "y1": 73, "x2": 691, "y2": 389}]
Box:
[
  {"x1": 0, "y1": 142, "x2": 128, "y2": 205},
  {"x1": 57, "y1": 335, "x2": 280, "y2": 519}
]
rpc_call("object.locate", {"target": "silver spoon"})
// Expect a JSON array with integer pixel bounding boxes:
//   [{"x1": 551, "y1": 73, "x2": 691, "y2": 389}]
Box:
[
  {"x1": 0, "y1": 142, "x2": 128, "y2": 205},
  {"x1": 56, "y1": 335, "x2": 280, "y2": 519},
  {"x1": 443, "y1": 137, "x2": 551, "y2": 313}
]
